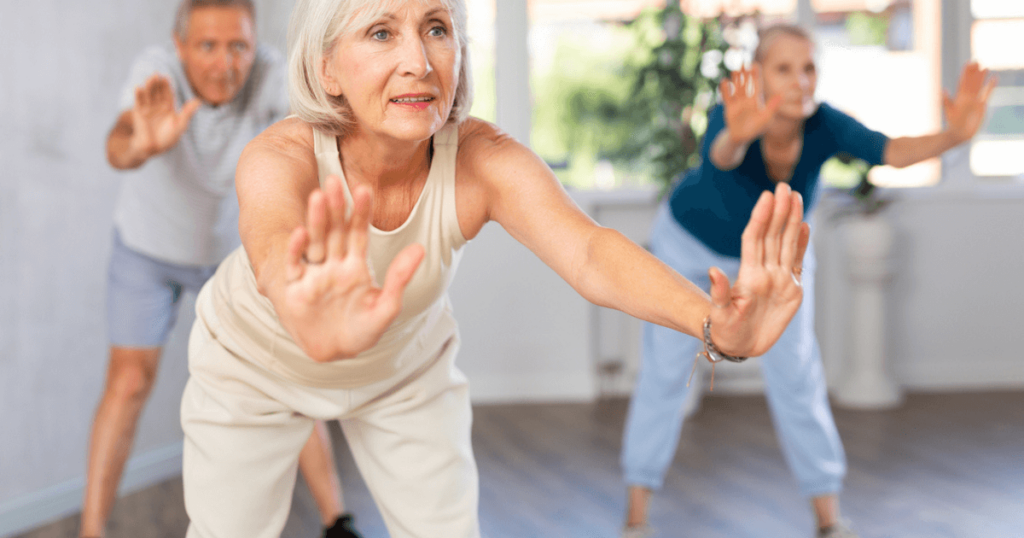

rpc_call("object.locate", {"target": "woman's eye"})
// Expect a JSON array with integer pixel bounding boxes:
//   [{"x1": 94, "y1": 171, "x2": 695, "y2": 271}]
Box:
[
  {"x1": 429, "y1": 26, "x2": 446, "y2": 37},
  {"x1": 373, "y1": 29, "x2": 389, "y2": 41}
]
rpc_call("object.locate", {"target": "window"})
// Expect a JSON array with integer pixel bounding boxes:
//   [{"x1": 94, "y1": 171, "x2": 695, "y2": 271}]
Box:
[
  {"x1": 528, "y1": 1, "x2": 663, "y2": 189},
  {"x1": 506, "y1": 1, "x2": 989, "y2": 190},
  {"x1": 812, "y1": 0, "x2": 942, "y2": 188},
  {"x1": 969, "y1": 0, "x2": 1024, "y2": 179},
  {"x1": 467, "y1": 0, "x2": 496, "y2": 123}
]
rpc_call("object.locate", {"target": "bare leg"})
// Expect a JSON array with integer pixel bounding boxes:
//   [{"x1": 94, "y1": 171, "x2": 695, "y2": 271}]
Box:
[
  {"x1": 812, "y1": 494, "x2": 841, "y2": 530},
  {"x1": 624, "y1": 485, "x2": 652, "y2": 528},
  {"x1": 299, "y1": 421, "x2": 345, "y2": 526},
  {"x1": 80, "y1": 347, "x2": 162, "y2": 538}
]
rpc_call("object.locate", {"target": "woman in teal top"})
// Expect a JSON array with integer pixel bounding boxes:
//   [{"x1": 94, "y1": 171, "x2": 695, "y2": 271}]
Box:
[{"x1": 620, "y1": 24, "x2": 995, "y2": 538}]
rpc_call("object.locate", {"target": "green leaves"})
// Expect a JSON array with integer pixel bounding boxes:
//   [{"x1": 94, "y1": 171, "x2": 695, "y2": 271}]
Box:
[{"x1": 531, "y1": 5, "x2": 728, "y2": 190}]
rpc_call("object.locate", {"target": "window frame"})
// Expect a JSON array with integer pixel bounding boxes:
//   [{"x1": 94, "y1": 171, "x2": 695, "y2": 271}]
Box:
[{"x1": 488, "y1": 0, "x2": 1024, "y2": 191}]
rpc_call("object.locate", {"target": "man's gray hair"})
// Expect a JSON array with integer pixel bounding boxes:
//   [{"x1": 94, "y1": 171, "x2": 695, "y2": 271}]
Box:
[
  {"x1": 287, "y1": 0, "x2": 474, "y2": 137},
  {"x1": 174, "y1": 0, "x2": 256, "y2": 39}
]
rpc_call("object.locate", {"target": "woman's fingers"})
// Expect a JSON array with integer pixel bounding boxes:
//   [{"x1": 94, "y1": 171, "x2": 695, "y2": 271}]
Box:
[
  {"x1": 305, "y1": 190, "x2": 328, "y2": 263},
  {"x1": 324, "y1": 176, "x2": 348, "y2": 260},
  {"x1": 347, "y1": 184, "x2": 373, "y2": 261},
  {"x1": 285, "y1": 226, "x2": 309, "y2": 282},
  {"x1": 720, "y1": 79, "x2": 734, "y2": 106},
  {"x1": 980, "y1": 75, "x2": 997, "y2": 106},
  {"x1": 740, "y1": 190, "x2": 772, "y2": 268},
  {"x1": 378, "y1": 243, "x2": 425, "y2": 315},
  {"x1": 708, "y1": 266, "x2": 732, "y2": 309},
  {"x1": 762, "y1": 183, "x2": 792, "y2": 267},
  {"x1": 778, "y1": 190, "x2": 805, "y2": 269},
  {"x1": 795, "y1": 222, "x2": 811, "y2": 274}
]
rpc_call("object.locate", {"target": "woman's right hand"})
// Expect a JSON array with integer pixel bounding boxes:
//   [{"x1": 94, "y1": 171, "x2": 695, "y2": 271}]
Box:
[
  {"x1": 278, "y1": 175, "x2": 424, "y2": 362},
  {"x1": 719, "y1": 65, "x2": 783, "y2": 145}
]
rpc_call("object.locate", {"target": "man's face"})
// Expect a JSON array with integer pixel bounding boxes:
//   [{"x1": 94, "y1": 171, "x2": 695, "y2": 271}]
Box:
[{"x1": 174, "y1": 6, "x2": 257, "y2": 106}]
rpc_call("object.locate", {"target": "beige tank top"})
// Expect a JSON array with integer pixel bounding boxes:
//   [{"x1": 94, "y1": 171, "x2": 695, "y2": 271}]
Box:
[{"x1": 194, "y1": 124, "x2": 467, "y2": 388}]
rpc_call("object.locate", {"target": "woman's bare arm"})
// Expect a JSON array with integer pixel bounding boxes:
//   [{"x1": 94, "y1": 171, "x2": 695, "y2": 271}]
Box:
[
  {"x1": 884, "y1": 62, "x2": 995, "y2": 169},
  {"x1": 458, "y1": 119, "x2": 808, "y2": 357}
]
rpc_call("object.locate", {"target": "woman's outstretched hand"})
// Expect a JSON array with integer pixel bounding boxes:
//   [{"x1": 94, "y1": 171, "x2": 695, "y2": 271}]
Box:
[
  {"x1": 279, "y1": 175, "x2": 424, "y2": 362},
  {"x1": 944, "y1": 62, "x2": 997, "y2": 144},
  {"x1": 706, "y1": 182, "x2": 810, "y2": 358},
  {"x1": 720, "y1": 65, "x2": 784, "y2": 145}
]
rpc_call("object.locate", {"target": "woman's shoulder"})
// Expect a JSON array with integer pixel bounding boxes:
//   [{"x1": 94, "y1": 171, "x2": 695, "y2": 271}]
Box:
[
  {"x1": 456, "y1": 117, "x2": 515, "y2": 149},
  {"x1": 246, "y1": 116, "x2": 316, "y2": 158},
  {"x1": 810, "y1": 101, "x2": 857, "y2": 127},
  {"x1": 455, "y1": 117, "x2": 528, "y2": 169}
]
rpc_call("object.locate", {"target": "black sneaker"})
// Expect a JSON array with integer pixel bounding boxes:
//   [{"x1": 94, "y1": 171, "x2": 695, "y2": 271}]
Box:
[{"x1": 322, "y1": 513, "x2": 363, "y2": 538}]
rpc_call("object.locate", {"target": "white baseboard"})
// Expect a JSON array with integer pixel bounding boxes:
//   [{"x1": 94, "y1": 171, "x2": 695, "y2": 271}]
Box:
[
  {"x1": 898, "y1": 358, "x2": 1024, "y2": 391},
  {"x1": 468, "y1": 371, "x2": 597, "y2": 404},
  {"x1": 0, "y1": 442, "x2": 183, "y2": 538}
]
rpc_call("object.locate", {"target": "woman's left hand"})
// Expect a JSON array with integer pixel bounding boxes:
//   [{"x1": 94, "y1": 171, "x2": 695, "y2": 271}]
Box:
[
  {"x1": 945, "y1": 62, "x2": 997, "y2": 144},
  {"x1": 707, "y1": 183, "x2": 810, "y2": 358}
]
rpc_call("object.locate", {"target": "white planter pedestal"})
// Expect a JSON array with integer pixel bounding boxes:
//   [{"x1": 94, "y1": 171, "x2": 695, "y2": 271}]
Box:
[{"x1": 833, "y1": 212, "x2": 904, "y2": 409}]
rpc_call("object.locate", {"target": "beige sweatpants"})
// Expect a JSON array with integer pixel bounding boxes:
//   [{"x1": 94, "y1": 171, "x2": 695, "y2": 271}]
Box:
[{"x1": 180, "y1": 318, "x2": 479, "y2": 538}]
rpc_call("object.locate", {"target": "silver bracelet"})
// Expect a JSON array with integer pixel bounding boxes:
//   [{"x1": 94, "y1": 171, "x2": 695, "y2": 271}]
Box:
[{"x1": 702, "y1": 317, "x2": 748, "y2": 363}]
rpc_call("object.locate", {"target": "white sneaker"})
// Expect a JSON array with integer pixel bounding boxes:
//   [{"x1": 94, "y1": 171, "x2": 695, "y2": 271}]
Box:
[{"x1": 621, "y1": 525, "x2": 655, "y2": 538}]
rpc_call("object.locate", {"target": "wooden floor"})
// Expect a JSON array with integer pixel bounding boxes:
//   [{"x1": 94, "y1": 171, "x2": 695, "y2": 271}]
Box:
[{"x1": 17, "y1": 391, "x2": 1024, "y2": 538}]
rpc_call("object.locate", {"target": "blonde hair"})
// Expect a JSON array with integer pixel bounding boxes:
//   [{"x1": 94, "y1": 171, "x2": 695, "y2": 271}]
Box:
[
  {"x1": 753, "y1": 24, "x2": 813, "y2": 64},
  {"x1": 287, "y1": 0, "x2": 473, "y2": 136}
]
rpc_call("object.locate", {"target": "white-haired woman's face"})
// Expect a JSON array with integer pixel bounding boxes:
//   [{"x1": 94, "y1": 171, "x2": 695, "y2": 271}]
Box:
[
  {"x1": 320, "y1": 0, "x2": 460, "y2": 142},
  {"x1": 757, "y1": 34, "x2": 818, "y2": 120}
]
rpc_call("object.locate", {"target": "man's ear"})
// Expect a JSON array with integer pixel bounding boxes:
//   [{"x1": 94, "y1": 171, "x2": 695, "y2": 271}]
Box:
[{"x1": 319, "y1": 57, "x2": 342, "y2": 96}]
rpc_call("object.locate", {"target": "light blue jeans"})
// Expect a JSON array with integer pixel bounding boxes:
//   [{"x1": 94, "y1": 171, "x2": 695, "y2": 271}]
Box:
[{"x1": 620, "y1": 204, "x2": 845, "y2": 498}]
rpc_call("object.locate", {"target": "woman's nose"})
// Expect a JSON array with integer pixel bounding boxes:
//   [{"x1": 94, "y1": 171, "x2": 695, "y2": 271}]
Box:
[{"x1": 399, "y1": 37, "x2": 432, "y2": 78}]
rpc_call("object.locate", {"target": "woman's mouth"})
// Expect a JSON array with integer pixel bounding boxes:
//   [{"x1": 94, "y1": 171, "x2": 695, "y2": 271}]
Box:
[{"x1": 390, "y1": 96, "x2": 435, "y2": 110}]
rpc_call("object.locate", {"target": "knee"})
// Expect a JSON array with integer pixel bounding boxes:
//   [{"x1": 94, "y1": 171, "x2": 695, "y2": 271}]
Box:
[{"x1": 105, "y1": 359, "x2": 158, "y2": 404}]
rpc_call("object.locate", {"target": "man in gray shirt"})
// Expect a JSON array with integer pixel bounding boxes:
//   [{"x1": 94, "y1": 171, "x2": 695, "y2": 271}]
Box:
[{"x1": 83, "y1": 2, "x2": 361, "y2": 537}]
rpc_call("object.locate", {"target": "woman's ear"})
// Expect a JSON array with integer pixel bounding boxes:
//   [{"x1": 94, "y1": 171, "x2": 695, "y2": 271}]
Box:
[{"x1": 319, "y1": 57, "x2": 342, "y2": 96}]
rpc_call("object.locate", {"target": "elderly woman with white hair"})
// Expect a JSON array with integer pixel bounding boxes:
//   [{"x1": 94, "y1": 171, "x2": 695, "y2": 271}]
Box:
[{"x1": 179, "y1": 1, "x2": 812, "y2": 537}]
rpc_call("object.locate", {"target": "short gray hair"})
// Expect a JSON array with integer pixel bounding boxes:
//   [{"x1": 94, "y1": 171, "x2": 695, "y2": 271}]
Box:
[
  {"x1": 753, "y1": 23, "x2": 813, "y2": 64},
  {"x1": 174, "y1": 0, "x2": 256, "y2": 40},
  {"x1": 287, "y1": 0, "x2": 474, "y2": 137}
]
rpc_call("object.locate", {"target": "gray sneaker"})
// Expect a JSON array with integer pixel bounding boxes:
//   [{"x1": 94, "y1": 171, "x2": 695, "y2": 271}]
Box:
[
  {"x1": 817, "y1": 521, "x2": 859, "y2": 538},
  {"x1": 621, "y1": 525, "x2": 655, "y2": 538}
]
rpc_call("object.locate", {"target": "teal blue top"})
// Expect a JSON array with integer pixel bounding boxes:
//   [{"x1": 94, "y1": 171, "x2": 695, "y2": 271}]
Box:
[{"x1": 668, "y1": 102, "x2": 889, "y2": 258}]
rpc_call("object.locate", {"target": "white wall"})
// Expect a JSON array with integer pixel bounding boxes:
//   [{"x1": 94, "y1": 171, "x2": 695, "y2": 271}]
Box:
[
  {"x1": 4, "y1": 0, "x2": 1023, "y2": 535},
  {"x1": 816, "y1": 186, "x2": 1024, "y2": 392},
  {"x1": 0, "y1": 2, "x2": 293, "y2": 535},
  {"x1": 456, "y1": 184, "x2": 1024, "y2": 405}
]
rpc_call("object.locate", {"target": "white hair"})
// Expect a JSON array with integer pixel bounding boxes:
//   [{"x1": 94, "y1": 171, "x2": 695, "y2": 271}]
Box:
[
  {"x1": 287, "y1": 0, "x2": 473, "y2": 136},
  {"x1": 174, "y1": 0, "x2": 255, "y2": 40}
]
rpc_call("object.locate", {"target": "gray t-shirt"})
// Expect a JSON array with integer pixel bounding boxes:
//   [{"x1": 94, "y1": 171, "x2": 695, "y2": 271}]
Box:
[{"x1": 113, "y1": 42, "x2": 288, "y2": 266}]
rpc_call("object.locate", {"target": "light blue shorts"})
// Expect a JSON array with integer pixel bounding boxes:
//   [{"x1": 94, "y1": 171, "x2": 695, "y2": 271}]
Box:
[{"x1": 106, "y1": 229, "x2": 217, "y2": 347}]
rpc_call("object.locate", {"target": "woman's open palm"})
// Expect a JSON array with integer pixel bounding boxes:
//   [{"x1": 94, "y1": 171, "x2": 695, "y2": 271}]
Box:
[
  {"x1": 944, "y1": 62, "x2": 996, "y2": 144},
  {"x1": 706, "y1": 183, "x2": 810, "y2": 357},
  {"x1": 280, "y1": 176, "x2": 424, "y2": 362},
  {"x1": 720, "y1": 65, "x2": 783, "y2": 145}
]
